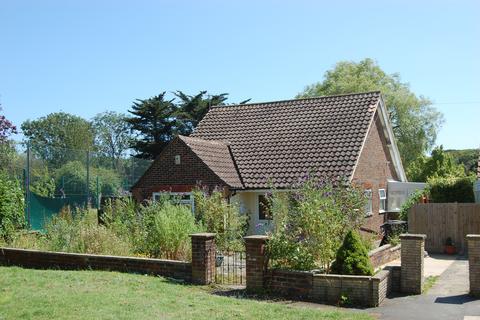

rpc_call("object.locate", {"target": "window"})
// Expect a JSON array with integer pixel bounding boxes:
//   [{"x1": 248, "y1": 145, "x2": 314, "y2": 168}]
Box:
[
  {"x1": 365, "y1": 189, "x2": 372, "y2": 216},
  {"x1": 258, "y1": 195, "x2": 272, "y2": 220},
  {"x1": 152, "y1": 192, "x2": 194, "y2": 212},
  {"x1": 379, "y1": 189, "x2": 387, "y2": 213},
  {"x1": 174, "y1": 155, "x2": 181, "y2": 165}
]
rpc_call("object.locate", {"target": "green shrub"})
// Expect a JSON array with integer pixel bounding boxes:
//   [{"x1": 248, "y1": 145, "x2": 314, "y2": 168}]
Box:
[
  {"x1": 193, "y1": 189, "x2": 247, "y2": 251},
  {"x1": 141, "y1": 202, "x2": 204, "y2": 260},
  {"x1": 428, "y1": 175, "x2": 475, "y2": 203},
  {"x1": 266, "y1": 176, "x2": 366, "y2": 272},
  {"x1": 399, "y1": 188, "x2": 428, "y2": 221},
  {"x1": 331, "y1": 230, "x2": 373, "y2": 276},
  {"x1": 0, "y1": 171, "x2": 26, "y2": 241},
  {"x1": 43, "y1": 208, "x2": 133, "y2": 256}
]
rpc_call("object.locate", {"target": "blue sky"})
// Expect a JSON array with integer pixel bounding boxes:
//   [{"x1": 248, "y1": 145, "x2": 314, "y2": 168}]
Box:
[{"x1": 1, "y1": 0, "x2": 479, "y2": 150}]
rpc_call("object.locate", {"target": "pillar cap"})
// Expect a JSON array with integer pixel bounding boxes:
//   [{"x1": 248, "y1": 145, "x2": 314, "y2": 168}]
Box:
[
  {"x1": 244, "y1": 235, "x2": 269, "y2": 242},
  {"x1": 400, "y1": 234, "x2": 426, "y2": 240},
  {"x1": 189, "y1": 233, "x2": 216, "y2": 239},
  {"x1": 466, "y1": 234, "x2": 480, "y2": 241}
]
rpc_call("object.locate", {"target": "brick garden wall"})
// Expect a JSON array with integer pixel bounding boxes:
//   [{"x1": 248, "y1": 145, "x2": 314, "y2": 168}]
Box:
[
  {"x1": 0, "y1": 247, "x2": 192, "y2": 281},
  {"x1": 0, "y1": 233, "x2": 217, "y2": 285},
  {"x1": 369, "y1": 244, "x2": 401, "y2": 269},
  {"x1": 263, "y1": 268, "x2": 395, "y2": 307}
]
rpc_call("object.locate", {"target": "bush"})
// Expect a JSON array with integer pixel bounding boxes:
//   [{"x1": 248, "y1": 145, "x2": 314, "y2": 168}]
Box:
[
  {"x1": 193, "y1": 189, "x2": 247, "y2": 251},
  {"x1": 141, "y1": 202, "x2": 204, "y2": 260},
  {"x1": 428, "y1": 176, "x2": 475, "y2": 203},
  {"x1": 331, "y1": 230, "x2": 373, "y2": 276},
  {"x1": 399, "y1": 188, "x2": 428, "y2": 221},
  {"x1": 0, "y1": 171, "x2": 26, "y2": 241},
  {"x1": 266, "y1": 175, "x2": 366, "y2": 272},
  {"x1": 43, "y1": 207, "x2": 133, "y2": 256}
]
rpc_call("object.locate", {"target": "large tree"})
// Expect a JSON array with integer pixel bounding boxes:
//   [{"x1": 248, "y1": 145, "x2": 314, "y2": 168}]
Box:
[
  {"x1": 126, "y1": 93, "x2": 178, "y2": 159},
  {"x1": 127, "y1": 91, "x2": 245, "y2": 159},
  {"x1": 92, "y1": 111, "x2": 132, "y2": 169},
  {"x1": 297, "y1": 59, "x2": 444, "y2": 170},
  {"x1": 174, "y1": 91, "x2": 229, "y2": 136},
  {"x1": 0, "y1": 105, "x2": 17, "y2": 142},
  {"x1": 407, "y1": 145, "x2": 466, "y2": 182},
  {"x1": 21, "y1": 112, "x2": 95, "y2": 167}
]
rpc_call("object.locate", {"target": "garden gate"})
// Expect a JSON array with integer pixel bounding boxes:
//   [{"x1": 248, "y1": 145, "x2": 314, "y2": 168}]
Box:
[{"x1": 215, "y1": 247, "x2": 246, "y2": 285}]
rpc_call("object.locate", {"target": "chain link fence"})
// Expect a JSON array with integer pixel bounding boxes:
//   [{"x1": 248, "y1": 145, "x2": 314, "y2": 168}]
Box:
[{"x1": 2, "y1": 141, "x2": 151, "y2": 229}]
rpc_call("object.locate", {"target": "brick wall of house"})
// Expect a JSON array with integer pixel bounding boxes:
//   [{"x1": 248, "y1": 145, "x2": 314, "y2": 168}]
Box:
[
  {"x1": 352, "y1": 113, "x2": 399, "y2": 233},
  {"x1": 131, "y1": 138, "x2": 228, "y2": 202}
]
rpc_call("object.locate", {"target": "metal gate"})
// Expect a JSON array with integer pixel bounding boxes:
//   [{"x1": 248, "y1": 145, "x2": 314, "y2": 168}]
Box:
[{"x1": 215, "y1": 249, "x2": 246, "y2": 285}]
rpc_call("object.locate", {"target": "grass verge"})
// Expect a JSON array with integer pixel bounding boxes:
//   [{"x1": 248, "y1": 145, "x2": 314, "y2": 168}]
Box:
[
  {"x1": 423, "y1": 275, "x2": 440, "y2": 293},
  {"x1": 0, "y1": 266, "x2": 373, "y2": 320}
]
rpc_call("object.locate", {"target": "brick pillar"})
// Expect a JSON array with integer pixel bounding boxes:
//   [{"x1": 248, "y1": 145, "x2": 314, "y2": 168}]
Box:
[
  {"x1": 467, "y1": 234, "x2": 480, "y2": 297},
  {"x1": 190, "y1": 233, "x2": 216, "y2": 285},
  {"x1": 244, "y1": 235, "x2": 268, "y2": 292},
  {"x1": 400, "y1": 234, "x2": 426, "y2": 294}
]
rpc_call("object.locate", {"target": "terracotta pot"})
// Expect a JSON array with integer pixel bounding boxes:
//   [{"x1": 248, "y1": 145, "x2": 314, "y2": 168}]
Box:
[{"x1": 445, "y1": 245, "x2": 456, "y2": 255}]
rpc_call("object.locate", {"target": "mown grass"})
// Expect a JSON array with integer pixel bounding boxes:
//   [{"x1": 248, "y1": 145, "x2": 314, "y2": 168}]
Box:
[{"x1": 0, "y1": 266, "x2": 373, "y2": 320}]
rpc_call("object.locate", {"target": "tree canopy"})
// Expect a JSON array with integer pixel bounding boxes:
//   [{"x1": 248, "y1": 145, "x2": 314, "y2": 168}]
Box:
[
  {"x1": 21, "y1": 112, "x2": 95, "y2": 167},
  {"x1": 126, "y1": 93, "x2": 178, "y2": 159},
  {"x1": 407, "y1": 145, "x2": 466, "y2": 182},
  {"x1": 297, "y1": 58, "x2": 444, "y2": 170},
  {"x1": 92, "y1": 111, "x2": 133, "y2": 169},
  {"x1": 0, "y1": 105, "x2": 17, "y2": 142},
  {"x1": 126, "y1": 91, "x2": 246, "y2": 159}
]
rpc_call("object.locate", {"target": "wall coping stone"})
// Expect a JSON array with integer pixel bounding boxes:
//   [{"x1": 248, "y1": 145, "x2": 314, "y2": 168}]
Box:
[
  {"x1": 0, "y1": 247, "x2": 190, "y2": 265},
  {"x1": 244, "y1": 235, "x2": 269, "y2": 242},
  {"x1": 372, "y1": 270, "x2": 390, "y2": 282},
  {"x1": 369, "y1": 244, "x2": 392, "y2": 256},
  {"x1": 400, "y1": 234, "x2": 426, "y2": 240},
  {"x1": 466, "y1": 234, "x2": 480, "y2": 241},
  {"x1": 189, "y1": 233, "x2": 216, "y2": 239}
]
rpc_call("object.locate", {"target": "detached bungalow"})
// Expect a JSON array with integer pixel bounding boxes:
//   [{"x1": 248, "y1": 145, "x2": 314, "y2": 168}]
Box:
[{"x1": 131, "y1": 91, "x2": 408, "y2": 235}]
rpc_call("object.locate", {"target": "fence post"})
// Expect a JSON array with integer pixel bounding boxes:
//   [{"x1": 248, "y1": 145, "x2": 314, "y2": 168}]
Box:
[
  {"x1": 400, "y1": 234, "x2": 426, "y2": 294},
  {"x1": 190, "y1": 233, "x2": 216, "y2": 285},
  {"x1": 467, "y1": 234, "x2": 480, "y2": 297},
  {"x1": 244, "y1": 235, "x2": 268, "y2": 292}
]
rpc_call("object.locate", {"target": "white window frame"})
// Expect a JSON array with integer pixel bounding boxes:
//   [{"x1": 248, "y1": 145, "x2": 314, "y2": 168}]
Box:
[
  {"x1": 152, "y1": 192, "x2": 195, "y2": 212},
  {"x1": 365, "y1": 189, "x2": 373, "y2": 217},
  {"x1": 379, "y1": 189, "x2": 387, "y2": 213}
]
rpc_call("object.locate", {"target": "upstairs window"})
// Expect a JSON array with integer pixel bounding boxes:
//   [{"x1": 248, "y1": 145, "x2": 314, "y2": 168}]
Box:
[
  {"x1": 258, "y1": 195, "x2": 272, "y2": 220},
  {"x1": 379, "y1": 189, "x2": 387, "y2": 212},
  {"x1": 365, "y1": 189, "x2": 373, "y2": 216}
]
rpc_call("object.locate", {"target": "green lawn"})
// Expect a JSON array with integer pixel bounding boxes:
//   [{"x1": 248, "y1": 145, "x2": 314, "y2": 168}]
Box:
[{"x1": 0, "y1": 267, "x2": 373, "y2": 320}]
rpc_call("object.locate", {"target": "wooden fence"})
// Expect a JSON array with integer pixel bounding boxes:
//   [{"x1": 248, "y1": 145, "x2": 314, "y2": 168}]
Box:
[{"x1": 408, "y1": 203, "x2": 480, "y2": 254}]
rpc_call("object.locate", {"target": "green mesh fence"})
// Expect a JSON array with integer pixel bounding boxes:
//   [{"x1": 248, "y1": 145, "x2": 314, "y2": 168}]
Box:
[
  {"x1": 28, "y1": 192, "x2": 90, "y2": 230},
  {"x1": 6, "y1": 142, "x2": 152, "y2": 230}
]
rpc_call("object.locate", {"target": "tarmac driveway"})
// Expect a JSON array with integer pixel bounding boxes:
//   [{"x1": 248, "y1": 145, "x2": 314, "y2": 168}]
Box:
[{"x1": 370, "y1": 257, "x2": 480, "y2": 320}]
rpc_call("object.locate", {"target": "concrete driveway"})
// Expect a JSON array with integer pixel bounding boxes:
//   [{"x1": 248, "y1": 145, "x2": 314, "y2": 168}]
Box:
[{"x1": 370, "y1": 255, "x2": 480, "y2": 320}]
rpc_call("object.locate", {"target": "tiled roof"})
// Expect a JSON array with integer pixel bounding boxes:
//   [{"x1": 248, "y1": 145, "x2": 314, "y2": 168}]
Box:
[
  {"x1": 177, "y1": 135, "x2": 243, "y2": 188},
  {"x1": 191, "y1": 91, "x2": 381, "y2": 189}
]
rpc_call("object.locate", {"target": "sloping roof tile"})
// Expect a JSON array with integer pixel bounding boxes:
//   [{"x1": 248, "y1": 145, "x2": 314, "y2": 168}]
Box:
[
  {"x1": 177, "y1": 135, "x2": 243, "y2": 188},
  {"x1": 191, "y1": 91, "x2": 381, "y2": 188}
]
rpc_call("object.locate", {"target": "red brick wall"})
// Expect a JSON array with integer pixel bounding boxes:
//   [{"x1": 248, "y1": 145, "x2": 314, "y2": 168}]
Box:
[
  {"x1": 131, "y1": 138, "x2": 228, "y2": 202},
  {"x1": 352, "y1": 113, "x2": 399, "y2": 233}
]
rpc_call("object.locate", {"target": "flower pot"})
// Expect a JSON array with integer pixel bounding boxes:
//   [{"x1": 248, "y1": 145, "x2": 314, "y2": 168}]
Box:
[{"x1": 445, "y1": 245, "x2": 456, "y2": 255}]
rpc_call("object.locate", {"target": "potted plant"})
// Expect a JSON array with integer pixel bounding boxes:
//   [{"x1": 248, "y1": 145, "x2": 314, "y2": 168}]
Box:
[{"x1": 444, "y1": 237, "x2": 456, "y2": 255}]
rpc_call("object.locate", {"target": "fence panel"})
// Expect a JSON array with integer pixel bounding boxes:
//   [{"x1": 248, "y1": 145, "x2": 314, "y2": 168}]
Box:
[{"x1": 409, "y1": 203, "x2": 480, "y2": 253}]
